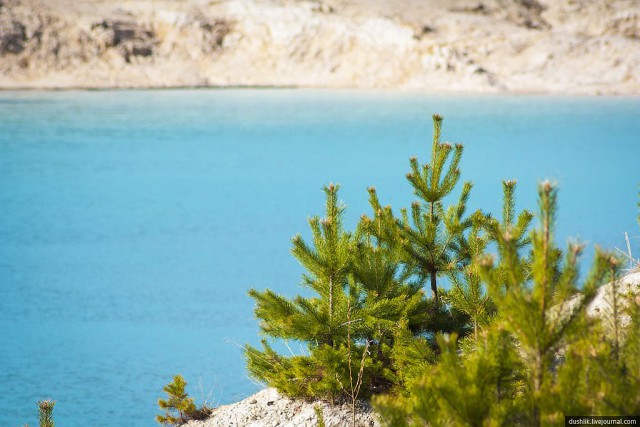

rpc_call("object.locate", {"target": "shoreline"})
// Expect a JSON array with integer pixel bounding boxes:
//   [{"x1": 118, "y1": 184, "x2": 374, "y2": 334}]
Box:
[
  {"x1": 2, "y1": 0, "x2": 639, "y2": 96},
  {"x1": 2, "y1": 85, "x2": 640, "y2": 97}
]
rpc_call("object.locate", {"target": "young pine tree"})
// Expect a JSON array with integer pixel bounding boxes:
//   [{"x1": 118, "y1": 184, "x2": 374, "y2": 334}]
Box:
[
  {"x1": 248, "y1": 183, "x2": 352, "y2": 349},
  {"x1": 375, "y1": 183, "x2": 632, "y2": 426},
  {"x1": 157, "y1": 375, "x2": 211, "y2": 425},
  {"x1": 444, "y1": 212, "x2": 494, "y2": 346},
  {"x1": 478, "y1": 182, "x2": 607, "y2": 425},
  {"x1": 484, "y1": 180, "x2": 534, "y2": 269},
  {"x1": 403, "y1": 114, "x2": 476, "y2": 307},
  {"x1": 245, "y1": 184, "x2": 364, "y2": 400},
  {"x1": 246, "y1": 183, "x2": 436, "y2": 400},
  {"x1": 368, "y1": 114, "x2": 477, "y2": 309},
  {"x1": 445, "y1": 180, "x2": 533, "y2": 346},
  {"x1": 353, "y1": 196, "x2": 435, "y2": 392}
]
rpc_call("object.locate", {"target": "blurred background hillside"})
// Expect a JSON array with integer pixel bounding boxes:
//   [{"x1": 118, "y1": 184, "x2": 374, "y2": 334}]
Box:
[{"x1": 1, "y1": 0, "x2": 639, "y2": 93}]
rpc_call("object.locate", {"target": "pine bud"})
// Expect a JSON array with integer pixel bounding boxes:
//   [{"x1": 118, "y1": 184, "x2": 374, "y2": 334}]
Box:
[
  {"x1": 570, "y1": 243, "x2": 584, "y2": 256},
  {"x1": 479, "y1": 254, "x2": 495, "y2": 268}
]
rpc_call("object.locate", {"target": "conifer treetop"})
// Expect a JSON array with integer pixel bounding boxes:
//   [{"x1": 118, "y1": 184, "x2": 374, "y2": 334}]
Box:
[
  {"x1": 405, "y1": 114, "x2": 464, "y2": 205},
  {"x1": 398, "y1": 114, "x2": 476, "y2": 306}
]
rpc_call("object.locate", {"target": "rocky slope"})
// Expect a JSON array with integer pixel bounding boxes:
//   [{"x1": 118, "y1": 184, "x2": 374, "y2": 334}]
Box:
[
  {"x1": 183, "y1": 388, "x2": 379, "y2": 427},
  {"x1": 1, "y1": 0, "x2": 639, "y2": 93}
]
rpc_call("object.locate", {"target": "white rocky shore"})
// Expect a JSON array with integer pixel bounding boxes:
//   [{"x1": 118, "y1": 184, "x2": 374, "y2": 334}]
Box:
[
  {"x1": 183, "y1": 388, "x2": 379, "y2": 427},
  {"x1": 1, "y1": 0, "x2": 639, "y2": 93}
]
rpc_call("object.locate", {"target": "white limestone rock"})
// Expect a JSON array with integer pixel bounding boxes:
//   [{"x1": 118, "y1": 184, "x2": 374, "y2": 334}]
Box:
[{"x1": 182, "y1": 388, "x2": 380, "y2": 427}]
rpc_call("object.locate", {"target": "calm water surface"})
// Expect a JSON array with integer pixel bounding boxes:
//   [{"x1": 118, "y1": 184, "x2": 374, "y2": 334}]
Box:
[{"x1": 0, "y1": 90, "x2": 638, "y2": 426}]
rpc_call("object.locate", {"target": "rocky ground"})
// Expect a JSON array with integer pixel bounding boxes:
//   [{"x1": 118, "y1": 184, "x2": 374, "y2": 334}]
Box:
[
  {"x1": 182, "y1": 388, "x2": 379, "y2": 427},
  {"x1": 1, "y1": 0, "x2": 639, "y2": 93}
]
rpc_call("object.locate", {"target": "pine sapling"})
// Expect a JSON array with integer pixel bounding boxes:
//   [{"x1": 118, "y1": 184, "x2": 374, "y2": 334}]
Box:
[
  {"x1": 245, "y1": 184, "x2": 357, "y2": 400},
  {"x1": 247, "y1": 183, "x2": 352, "y2": 350},
  {"x1": 446, "y1": 180, "x2": 532, "y2": 346},
  {"x1": 157, "y1": 375, "x2": 211, "y2": 425},
  {"x1": 37, "y1": 400, "x2": 55, "y2": 427},
  {"x1": 445, "y1": 211, "x2": 493, "y2": 345},
  {"x1": 479, "y1": 181, "x2": 605, "y2": 425},
  {"x1": 368, "y1": 114, "x2": 478, "y2": 308}
]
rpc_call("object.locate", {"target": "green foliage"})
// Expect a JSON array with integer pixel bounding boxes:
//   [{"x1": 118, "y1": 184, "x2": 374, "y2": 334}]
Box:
[
  {"x1": 246, "y1": 339, "x2": 382, "y2": 401},
  {"x1": 444, "y1": 211, "x2": 494, "y2": 345},
  {"x1": 245, "y1": 119, "x2": 470, "y2": 400},
  {"x1": 248, "y1": 184, "x2": 352, "y2": 349},
  {"x1": 244, "y1": 113, "x2": 639, "y2": 426},
  {"x1": 376, "y1": 328, "x2": 522, "y2": 427},
  {"x1": 246, "y1": 184, "x2": 362, "y2": 400},
  {"x1": 358, "y1": 115, "x2": 489, "y2": 390},
  {"x1": 555, "y1": 257, "x2": 640, "y2": 417},
  {"x1": 376, "y1": 182, "x2": 639, "y2": 426},
  {"x1": 157, "y1": 375, "x2": 212, "y2": 425},
  {"x1": 314, "y1": 405, "x2": 326, "y2": 427},
  {"x1": 246, "y1": 180, "x2": 437, "y2": 399},
  {"x1": 368, "y1": 115, "x2": 477, "y2": 307},
  {"x1": 478, "y1": 182, "x2": 607, "y2": 425},
  {"x1": 37, "y1": 400, "x2": 55, "y2": 427},
  {"x1": 386, "y1": 320, "x2": 435, "y2": 389}
]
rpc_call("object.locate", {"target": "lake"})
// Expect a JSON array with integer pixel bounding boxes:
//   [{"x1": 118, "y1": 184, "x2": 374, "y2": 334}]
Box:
[{"x1": 0, "y1": 90, "x2": 638, "y2": 426}]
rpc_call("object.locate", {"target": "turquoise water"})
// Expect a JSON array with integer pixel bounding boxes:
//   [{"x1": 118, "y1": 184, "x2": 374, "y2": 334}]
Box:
[{"x1": 0, "y1": 90, "x2": 638, "y2": 426}]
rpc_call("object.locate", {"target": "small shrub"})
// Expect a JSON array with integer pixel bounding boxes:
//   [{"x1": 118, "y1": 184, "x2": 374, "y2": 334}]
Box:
[{"x1": 157, "y1": 375, "x2": 212, "y2": 426}]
